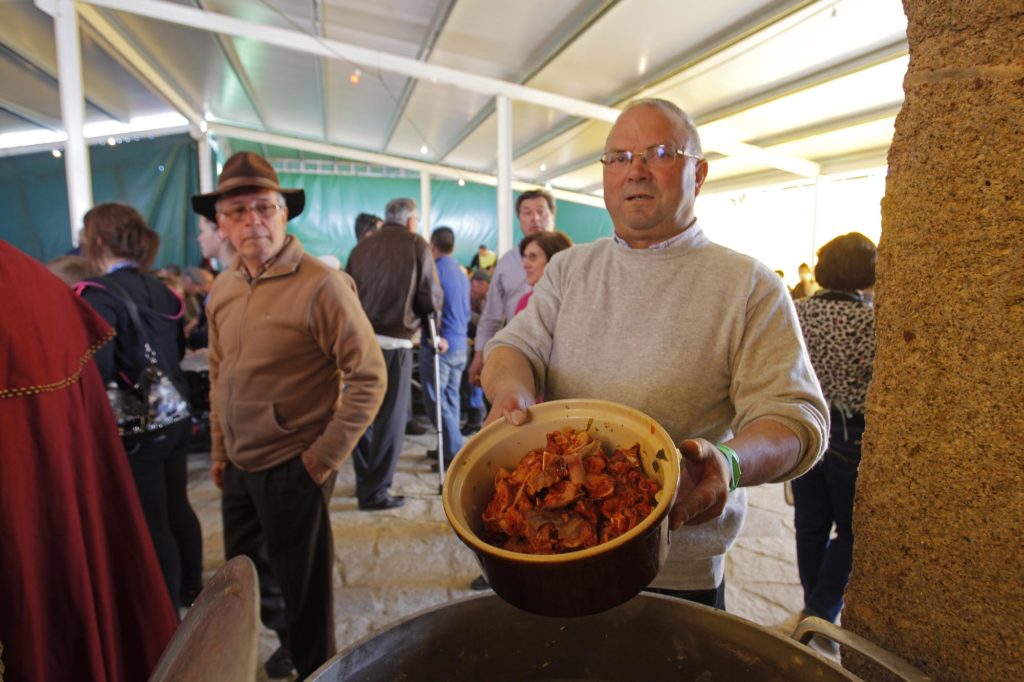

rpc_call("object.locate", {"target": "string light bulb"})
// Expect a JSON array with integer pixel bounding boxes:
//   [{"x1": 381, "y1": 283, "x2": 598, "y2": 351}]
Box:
[
  {"x1": 457, "y1": 178, "x2": 465, "y2": 187},
  {"x1": 349, "y1": 69, "x2": 361, "y2": 85},
  {"x1": 539, "y1": 162, "x2": 547, "y2": 172},
  {"x1": 420, "y1": 144, "x2": 429, "y2": 155},
  {"x1": 51, "y1": 148, "x2": 62, "y2": 158}
]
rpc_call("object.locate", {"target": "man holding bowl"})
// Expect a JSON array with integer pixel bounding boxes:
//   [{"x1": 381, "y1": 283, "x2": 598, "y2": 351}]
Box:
[{"x1": 482, "y1": 98, "x2": 829, "y2": 609}]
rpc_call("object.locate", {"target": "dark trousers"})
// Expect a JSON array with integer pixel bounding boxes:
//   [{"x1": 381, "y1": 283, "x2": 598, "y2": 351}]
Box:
[
  {"x1": 222, "y1": 457, "x2": 337, "y2": 678},
  {"x1": 791, "y1": 411, "x2": 863, "y2": 623},
  {"x1": 646, "y1": 579, "x2": 726, "y2": 610},
  {"x1": 124, "y1": 419, "x2": 203, "y2": 609},
  {"x1": 352, "y1": 347, "x2": 410, "y2": 505}
]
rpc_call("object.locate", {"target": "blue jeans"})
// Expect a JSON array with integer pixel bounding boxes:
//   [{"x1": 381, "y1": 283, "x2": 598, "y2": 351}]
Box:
[
  {"x1": 419, "y1": 346, "x2": 467, "y2": 463},
  {"x1": 791, "y1": 411, "x2": 863, "y2": 623}
]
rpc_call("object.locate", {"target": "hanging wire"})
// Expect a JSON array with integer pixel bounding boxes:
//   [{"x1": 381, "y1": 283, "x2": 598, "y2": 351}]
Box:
[{"x1": 251, "y1": 0, "x2": 435, "y2": 155}]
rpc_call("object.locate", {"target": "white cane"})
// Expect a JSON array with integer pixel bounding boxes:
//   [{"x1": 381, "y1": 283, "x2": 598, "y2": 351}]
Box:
[{"x1": 428, "y1": 317, "x2": 445, "y2": 493}]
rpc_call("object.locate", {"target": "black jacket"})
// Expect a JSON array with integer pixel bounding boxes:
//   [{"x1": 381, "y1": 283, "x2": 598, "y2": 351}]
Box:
[
  {"x1": 346, "y1": 224, "x2": 444, "y2": 339},
  {"x1": 81, "y1": 268, "x2": 188, "y2": 395}
]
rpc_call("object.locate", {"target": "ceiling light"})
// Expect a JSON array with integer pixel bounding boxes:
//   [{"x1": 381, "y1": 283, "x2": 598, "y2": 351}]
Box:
[
  {"x1": 544, "y1": 182, "x2": 552, "y2": 190},
  {"x1": 51, "y1": 148, "x2": 62, "y2": 158},
  {"x1": 539, "y1": 163, "x2": 547, "y2": 172},
  {"x1": 106, "y1": 137, "x2": 116, "y2": 146},
  {"x1": 349, "y1": 69, "x2": 361, "y2": 85},
  {"x1": 638, "y1": 54, "x2": 649, "y2": 76},
  {"x1": 199, "y1": 120, "x2": 208, "y2": 133},
  {"x1": 420, "y1": 144, "x2": 429, "y2": 155},
  {"x1": 457, "y1": 178, "x2": 465, "y2": 187}
]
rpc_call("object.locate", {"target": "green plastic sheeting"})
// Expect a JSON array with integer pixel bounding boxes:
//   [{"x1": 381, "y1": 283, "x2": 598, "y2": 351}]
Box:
[
  {"x1": 0, "y1": 134, "x2": 200, "y2": 267},
  {"x1": 282, "y1": 173, "x2": 613, "y2": 268},
  {"x1": 3, "y1": 134, "x2": 613, "y2": 270}
]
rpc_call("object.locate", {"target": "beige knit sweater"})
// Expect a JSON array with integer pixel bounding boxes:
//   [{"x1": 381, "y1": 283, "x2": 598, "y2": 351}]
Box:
[{"x1": 488, "y1": 226, "x2": 828, "y2": 590}]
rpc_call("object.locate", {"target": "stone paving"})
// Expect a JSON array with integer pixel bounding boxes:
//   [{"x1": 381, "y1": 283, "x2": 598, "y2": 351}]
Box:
[{"x1": 186, "y1": 429, "x2": 806, "y2": 680}]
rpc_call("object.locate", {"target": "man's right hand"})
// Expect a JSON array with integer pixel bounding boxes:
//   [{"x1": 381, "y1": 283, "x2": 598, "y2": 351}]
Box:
[
  {"x1": 211, "y1": 461, "x2": 227, "y2": 490},
  {"x1": 484, "y1": 386, "x2": 535, "y2": 427},
  {"x1": 480, "y1": 345, "x2": 538, "y2": 427},
  {"x1": 467, "y1": 351, "x2": 485, "y2": 386}
]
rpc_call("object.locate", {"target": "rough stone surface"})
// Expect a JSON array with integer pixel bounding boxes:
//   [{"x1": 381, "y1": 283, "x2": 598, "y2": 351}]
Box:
[{"x1": 843, "y1": 2, "x2": 1024, "y2": 680}]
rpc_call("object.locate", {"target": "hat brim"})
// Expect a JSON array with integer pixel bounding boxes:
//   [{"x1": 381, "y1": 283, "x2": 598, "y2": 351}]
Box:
[{"x1": 191, "y1": 182, "x2": 305, "y2": 222}]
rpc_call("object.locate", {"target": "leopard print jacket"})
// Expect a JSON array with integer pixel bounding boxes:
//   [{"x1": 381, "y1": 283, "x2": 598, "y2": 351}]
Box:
[{"x1": 795, "y1": 291, "x2": 875, "y2": 415}]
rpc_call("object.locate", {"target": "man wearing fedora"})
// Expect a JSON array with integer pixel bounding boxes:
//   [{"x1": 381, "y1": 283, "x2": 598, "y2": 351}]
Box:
[{"x1": 193, "y1": 152, "x2": 386, "y2": 678}]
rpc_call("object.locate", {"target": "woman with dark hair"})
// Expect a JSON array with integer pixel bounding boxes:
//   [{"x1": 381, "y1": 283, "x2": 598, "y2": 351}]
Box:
[
  {"x1": 515, "y1": 230, "x2": 573, "y2": 315},
  {"x1": 79, "y1": 202, "x2": 203, "y2": 611},
  {"x1": 788, "y1": 231, "x2": 877, "y2": 634}
]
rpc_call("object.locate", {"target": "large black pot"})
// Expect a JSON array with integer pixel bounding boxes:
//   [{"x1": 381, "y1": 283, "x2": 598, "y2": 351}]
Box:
[{"x1": 310, "y1": 593, "x2": 858, "y2": 681}]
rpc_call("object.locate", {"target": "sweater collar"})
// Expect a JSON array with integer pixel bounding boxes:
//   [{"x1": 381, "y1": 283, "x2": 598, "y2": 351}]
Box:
[{"x1": 611, "y1": 219, "x2": 707, "y2": 252}]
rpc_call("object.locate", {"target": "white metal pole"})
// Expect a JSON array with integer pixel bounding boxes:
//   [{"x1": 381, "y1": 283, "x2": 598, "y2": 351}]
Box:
[
  {"x1": 54, "y1": 0, "x2": 92, "y2": 245},
  {"x1": 811, "y1": 174, "x2": 823, "y2": 264},
  {"x1": 197, "y1": 132, "x2": 214, "y2": 192},
  {"x1": 496, "y1": 95, "x2": 513, "y2": 256},
  {"x1": 419, "y1": 171, "x2": 431, "y2": 238}
]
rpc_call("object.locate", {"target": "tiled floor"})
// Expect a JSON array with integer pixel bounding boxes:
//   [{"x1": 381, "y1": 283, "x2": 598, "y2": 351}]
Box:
[{"x1": 186, "y1": 429, "x2": 807, "y2": 680}]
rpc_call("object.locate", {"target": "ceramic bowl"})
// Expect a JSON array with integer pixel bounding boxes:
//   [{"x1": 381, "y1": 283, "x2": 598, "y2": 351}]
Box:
[{"x1": 442, "y1": 399, "x2": 680, "y2": 617}]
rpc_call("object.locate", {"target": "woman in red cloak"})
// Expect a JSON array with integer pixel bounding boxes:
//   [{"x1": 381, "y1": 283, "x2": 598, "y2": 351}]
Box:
[{"x1": 0, "y1": 240, "x2": 178, "y2": 681}]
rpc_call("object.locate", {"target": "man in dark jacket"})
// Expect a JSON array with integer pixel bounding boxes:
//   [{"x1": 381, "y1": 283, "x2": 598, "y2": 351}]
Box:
[{"x1": 347, "y1": 197, "x2": 444, "y2": 509}]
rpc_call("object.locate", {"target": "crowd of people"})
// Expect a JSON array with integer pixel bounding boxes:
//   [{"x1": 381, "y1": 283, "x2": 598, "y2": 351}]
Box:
[{"x1": 1, "y1": 97, "x2": 878, "y2": 680}]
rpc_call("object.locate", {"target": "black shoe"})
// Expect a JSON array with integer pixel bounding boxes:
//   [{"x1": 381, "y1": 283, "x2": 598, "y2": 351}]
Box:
[
  {"x1": 461, "y1": 408, "x2": 485, "y2": 436},
  {"x1": 264, "y1": 645, "x2": 295, "y2": 679},
  {"x1": 358, "y1": 495, "x2": 406, "y2": 511},
  {"x1": 469, "y1": 575, "x2": 490, "y2": 591},
  {"x1": 423, "y1": 448, "x2": 438, "y2": 460},
  {"x1": 406, "y1": 420, "x2": 428, "y2": 435},
  {"x1": 179, "y1": 586, "x2": 202, "y2": 609}
]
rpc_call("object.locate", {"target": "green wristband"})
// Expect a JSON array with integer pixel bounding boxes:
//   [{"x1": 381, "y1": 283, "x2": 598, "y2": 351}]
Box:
[{"x1": 715, "y1": 444, "x2": 741, "y2": 492}]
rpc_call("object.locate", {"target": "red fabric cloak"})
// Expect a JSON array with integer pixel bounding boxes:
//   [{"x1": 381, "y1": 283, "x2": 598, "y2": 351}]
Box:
[{"x1": 0, "y1": 241, "x2": 178, "y2": 681}]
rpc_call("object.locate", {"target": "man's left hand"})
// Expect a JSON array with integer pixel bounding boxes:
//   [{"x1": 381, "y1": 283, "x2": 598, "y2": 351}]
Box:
[
  {"x1": 437, "y1": 337, "x2": 449, "y2": 354},
  {"x1": 301, "y1": 451, "x2": 333, "y2": 486},
  {"x1": 668, "y1": 438, "x2": 731, "y2": 530}
]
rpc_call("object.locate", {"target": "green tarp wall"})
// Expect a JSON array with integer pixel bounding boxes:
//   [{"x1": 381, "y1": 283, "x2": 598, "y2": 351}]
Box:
[
  {"x1": 284, "y1": 173, "x2": 614, "y2": 267},
  {"x1": 1, "y1": 133, "x2": 614, "y2": 268},
  {"x1": 0, "y1": 134, "x2": 201, "y2": 267}
]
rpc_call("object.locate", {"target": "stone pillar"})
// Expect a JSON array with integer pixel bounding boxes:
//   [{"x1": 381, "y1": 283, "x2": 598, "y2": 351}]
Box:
[{"x1": 843, "y1": 1, "x2": 1023, "y2": 680}]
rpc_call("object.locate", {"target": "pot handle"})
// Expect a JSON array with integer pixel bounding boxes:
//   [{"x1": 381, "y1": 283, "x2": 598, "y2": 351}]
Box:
[{"x1": 792, "y1": 617, "x2": 932, "y2": 681}]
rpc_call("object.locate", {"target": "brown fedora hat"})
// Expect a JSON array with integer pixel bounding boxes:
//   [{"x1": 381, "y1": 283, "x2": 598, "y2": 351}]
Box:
[{"x1": 191, "y1": 152, "x2": 305, "y2": 221}]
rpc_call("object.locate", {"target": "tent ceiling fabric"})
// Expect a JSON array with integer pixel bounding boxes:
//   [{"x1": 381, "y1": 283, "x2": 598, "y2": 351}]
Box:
[{"x1": 1, "y1": 0, "x2": 907, "y2": 194}]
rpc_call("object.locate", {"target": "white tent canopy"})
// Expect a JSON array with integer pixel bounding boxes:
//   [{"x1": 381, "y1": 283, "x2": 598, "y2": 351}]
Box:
[{"x1": 1, "y1": 0, "x2": 907, "y2": 242}]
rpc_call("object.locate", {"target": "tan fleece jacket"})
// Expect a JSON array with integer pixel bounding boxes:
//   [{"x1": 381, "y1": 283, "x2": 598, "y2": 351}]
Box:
[{"x1": 208, "y1": 236, "x2": 386, "y2": 471}]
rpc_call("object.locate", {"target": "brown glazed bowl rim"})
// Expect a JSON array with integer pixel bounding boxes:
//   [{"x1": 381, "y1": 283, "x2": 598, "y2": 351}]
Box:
[{"x1": 442, "y1": 398, "x2": 680, "y2": 565}]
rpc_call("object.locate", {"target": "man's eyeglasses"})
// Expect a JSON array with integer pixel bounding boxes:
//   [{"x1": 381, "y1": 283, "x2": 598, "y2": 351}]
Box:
[
  {"x1": 218, "y1": 202, "x2": 283, "y2": 223},
  {"x1": 599, "y1": 144, "x2": 702, "y2": 169}
]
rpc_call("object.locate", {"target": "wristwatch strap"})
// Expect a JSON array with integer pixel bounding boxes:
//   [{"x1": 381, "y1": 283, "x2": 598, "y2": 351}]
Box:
[{"x1": 715, "y1": 444, "x2": 741, "y2": 492}]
